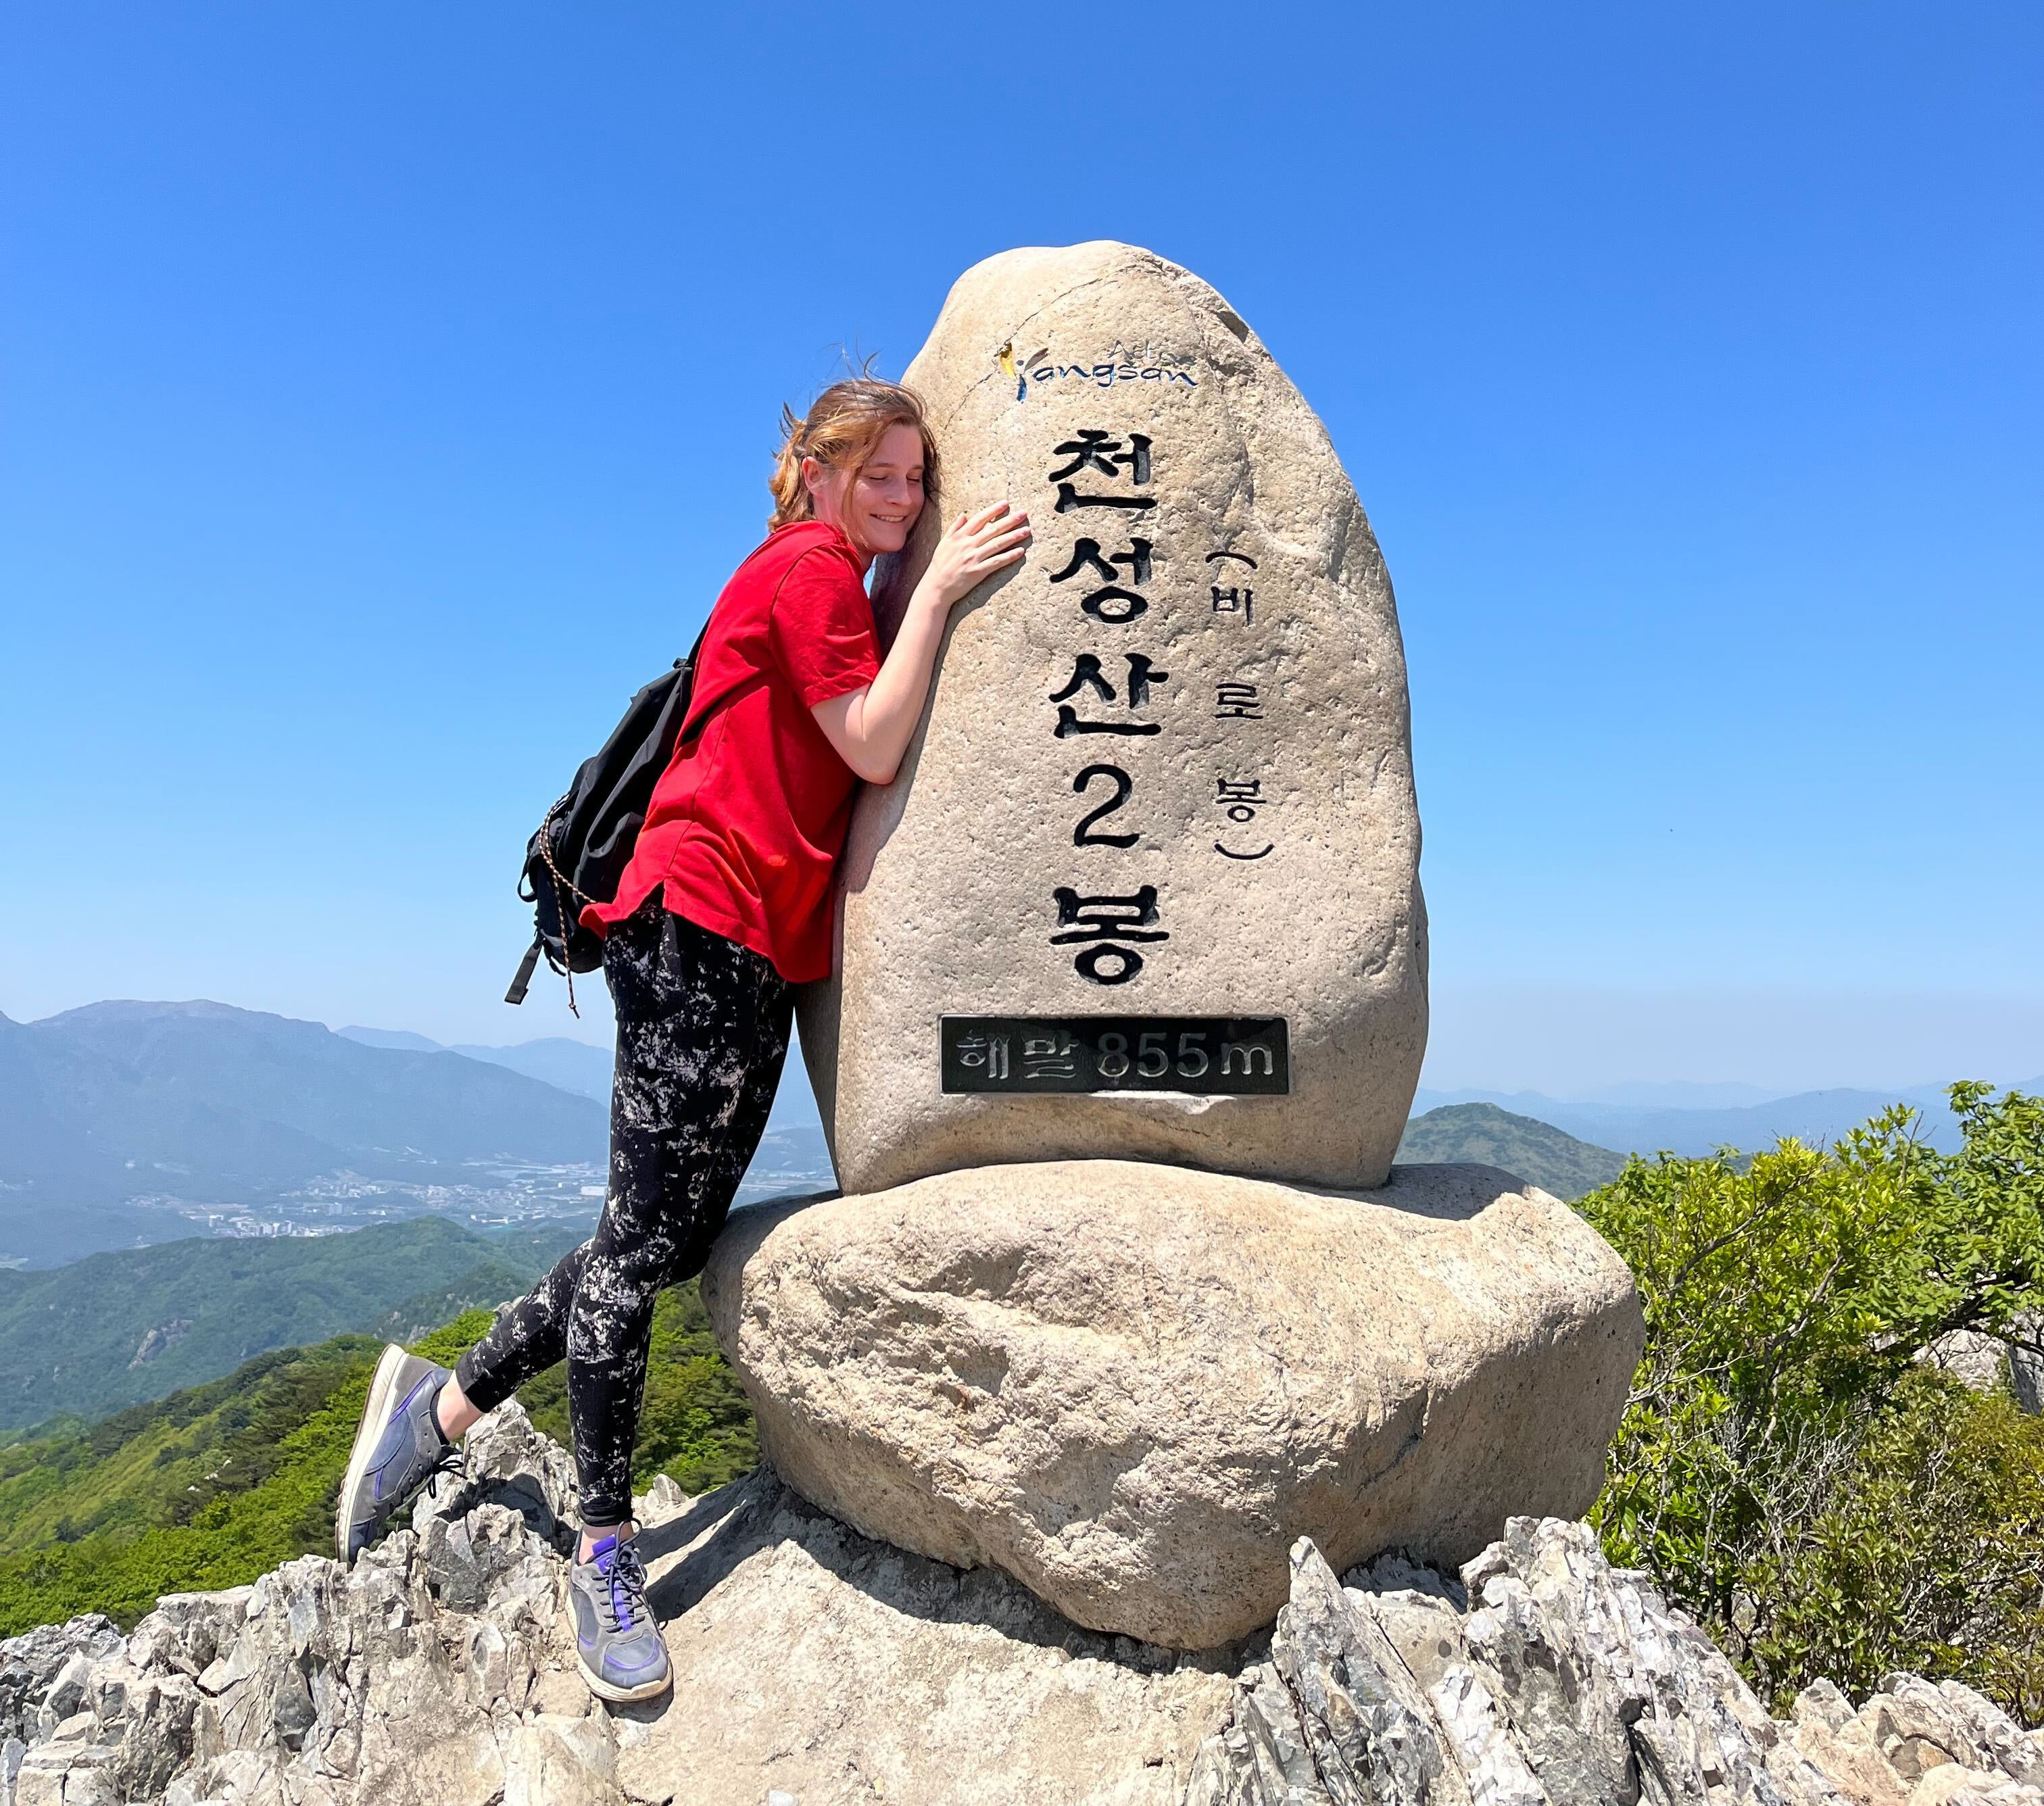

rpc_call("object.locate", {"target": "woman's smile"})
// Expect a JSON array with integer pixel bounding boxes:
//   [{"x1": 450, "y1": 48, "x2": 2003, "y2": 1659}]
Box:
[{"x1": 833, "y1": 420, "x2": 928, "y2": 556}]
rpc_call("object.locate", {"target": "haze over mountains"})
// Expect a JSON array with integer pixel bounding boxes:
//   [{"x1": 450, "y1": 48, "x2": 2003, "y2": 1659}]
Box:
[
  {"x1": 1409, "y1": 1079, "x2": 2037, "y2": 1158},
  {"x1": 337, "y1": 1025, "x2": 835, "y2": 1134},
  {"x1": 7, "y1": 994, "x2": 2027, "y2": 1275},
  {"x1": 3, "y1": 1001, "x2": 604, "y2": 1181},
  {"x1": 1, "y1": 1002, "x2": 610, "y2": 1267},
  {"x1": 336, "y1": 1026, "x2": 616, "y2": 1104},
  {"x1": 0, "y1": 1001, "x2": 828, "y2": 1269}
]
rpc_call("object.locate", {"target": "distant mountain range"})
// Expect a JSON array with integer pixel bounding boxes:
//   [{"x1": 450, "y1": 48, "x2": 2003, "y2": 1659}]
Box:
[
  {"x1": 2, "y1": 1000, "x2": 605, "y2": 1192},
  {"x1": 1409, "y1": 1079, "x2": 2042, "y2": 1158},
  {"x1": 0, "y1": 1001, "x2": 611, "y2": 1265},
  {"x1": 9, "y1": 994, "x2": 2030, "y2": 1275},
  {"x1": 1396, "y1": 1104, "x2": 1626, "y2": 1200},
  {"x1": 335, "y1": 1025, "x2": 829, "y2": 1130},
  {"x1": 337, "y1": 1027, "x2": 617, "y2": 1103}
]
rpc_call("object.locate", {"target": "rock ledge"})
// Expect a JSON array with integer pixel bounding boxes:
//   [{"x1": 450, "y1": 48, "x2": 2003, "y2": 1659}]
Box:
[{"x1": 4, "y1": 1407, "x2": 2037, "y2": 1806}]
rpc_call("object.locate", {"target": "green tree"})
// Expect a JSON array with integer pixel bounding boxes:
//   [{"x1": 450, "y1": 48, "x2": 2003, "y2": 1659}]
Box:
[{"x1": 1582, "y1": 1085, "x2": 2044, "y2": 1711}]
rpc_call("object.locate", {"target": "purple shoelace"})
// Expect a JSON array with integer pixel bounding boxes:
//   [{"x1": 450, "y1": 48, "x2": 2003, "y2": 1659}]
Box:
[{"x1": 589, "y1": 1535, "x2": 649, "y2": 1632}]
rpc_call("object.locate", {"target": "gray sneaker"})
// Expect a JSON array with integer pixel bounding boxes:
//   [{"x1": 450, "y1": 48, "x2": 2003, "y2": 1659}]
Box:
[
  {"x1": 569, "y1": 1533, "x2": 671, "y2": 1703},
  {"x1": 336, "y1": 1343, "x2": 458, "y2": 1562}
]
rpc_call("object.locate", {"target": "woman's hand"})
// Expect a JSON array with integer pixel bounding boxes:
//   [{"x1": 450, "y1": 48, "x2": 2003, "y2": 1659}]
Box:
[
  {"x1": 812, "y1": 503, "x2": 1031, "y2": 785},
  {"x1": 915, "y1": 502, "x2": 1031, "y2": 610}
]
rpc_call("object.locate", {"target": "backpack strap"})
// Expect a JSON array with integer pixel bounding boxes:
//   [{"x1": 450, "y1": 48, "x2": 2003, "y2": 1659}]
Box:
[
  {"x1": 504, "y1": 934, "x2": 543, "y2": 1006},
  {"x1": 679, "y1": 614, "x2": 765, "y2": 747}
]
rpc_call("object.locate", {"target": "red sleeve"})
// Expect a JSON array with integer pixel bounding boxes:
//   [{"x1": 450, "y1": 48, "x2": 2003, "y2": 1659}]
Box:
[{"x1": 769, "y1": 546, "x2": 881, "y2": 708}]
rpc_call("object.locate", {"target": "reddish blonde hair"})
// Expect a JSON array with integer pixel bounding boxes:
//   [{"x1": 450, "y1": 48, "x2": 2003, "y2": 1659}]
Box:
[{"x1": 768, "y1": 378, "x2": 938, "y2": 537}]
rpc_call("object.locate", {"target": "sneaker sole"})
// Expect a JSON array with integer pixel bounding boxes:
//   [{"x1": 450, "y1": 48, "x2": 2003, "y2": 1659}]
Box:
[
  {"x1": 575, "y1": 1645, "x2": 673, "y2": 1704},
  {"x1": 335, "y1": 1343, "x2": 412, "y2": 1563}
]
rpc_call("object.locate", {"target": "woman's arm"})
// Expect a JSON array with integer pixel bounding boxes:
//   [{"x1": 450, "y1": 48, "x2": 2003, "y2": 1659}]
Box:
[{"x1": 812, "y1": 502, "x2": 1030, "y2": 784}]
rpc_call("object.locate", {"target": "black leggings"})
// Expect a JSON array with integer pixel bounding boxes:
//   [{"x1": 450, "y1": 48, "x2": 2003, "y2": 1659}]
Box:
[{"x1": 456, "y1": 899, "x2": 792, "y2": 1527}]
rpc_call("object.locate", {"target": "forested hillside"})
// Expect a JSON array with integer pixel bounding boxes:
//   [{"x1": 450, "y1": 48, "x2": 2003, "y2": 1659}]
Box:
[
  {"x1": 1395, "y1": 1101, "x2": 1626, "y2": 1198},
  {"x1": 0, "y1": 1219, "x2": 580, "y2": 1431},
  {"x1": 1582, "y1": 1083, "x2": 2044, "y2": 1716}
]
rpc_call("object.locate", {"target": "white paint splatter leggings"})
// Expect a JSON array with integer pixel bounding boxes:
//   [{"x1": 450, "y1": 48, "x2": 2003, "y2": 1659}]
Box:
[{"x1": 454, "y1": 899, "x2": 792, "y2": 1526}]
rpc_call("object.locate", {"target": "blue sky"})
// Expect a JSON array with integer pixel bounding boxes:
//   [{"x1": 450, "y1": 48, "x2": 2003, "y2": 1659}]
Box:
[{"x1": 2, "y1": 3, "x2": 2038, "y2": 1097}]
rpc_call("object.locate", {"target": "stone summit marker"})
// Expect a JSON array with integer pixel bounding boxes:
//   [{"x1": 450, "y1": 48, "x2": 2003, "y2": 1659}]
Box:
[
  {"x1": 800, "y1": 239, "x2": 1428, "y2": 1196},
  {"x1": 719, "y1": 240, "x2": 1645, "y2": 1652}
]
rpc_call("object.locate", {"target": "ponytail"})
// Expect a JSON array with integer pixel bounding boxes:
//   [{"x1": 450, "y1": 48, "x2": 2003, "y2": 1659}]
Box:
[{"x1": 766, "y1": 403, "x2": 811, "y2": 529}]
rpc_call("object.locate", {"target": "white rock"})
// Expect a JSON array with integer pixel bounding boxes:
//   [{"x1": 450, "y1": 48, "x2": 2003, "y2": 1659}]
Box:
[
  {"x1": 1428, "y1": 1664, "x2": 1551, "y2": 1806},
  {"x1": 1, "y1": 1618, "x2": 126, "y2": 1752},
  {"x1": 1866, "y1": 1674, "x2": 1993, "y2": 1780},
  {"x1": 2010, "y1": 1315, "x2": 2043, "y2": 1415},
  {"x1": 704, "y1": 1160, "x2": 1643, "y2": 1649},
  {"x1": 1926, "y1": 1329, "x2": 2010, "y2": 1392},
  {"x1": 1790, "y1": 1705, "x2": 1915, "y2": 1806},
  {"x1": 1938, "y1": 1680, "x2": 2044, "y2": 1788},
  {"x1": 635, "y1": 1473, "x2": 691, "y2": 1527},
  {"x1": 1273, "y1": 1540, "x2": 1460, "y2": 1804},
  {"x1": 14, "y1": 1393, "x2": 2037, "y2": 1806},
  {"x1": 610, "y1": 1472, "x2": 1236, "y2": 1806},
  {"x1": 1909, "y1": 1765, "x2": 2044, "y2": 1806},
  {"x1": 500, "y1": 1716, "x2": 622, "y2": 1806},
  {"x1": 801, "y1": 239, "x2": 1427, "y2": 1196}
]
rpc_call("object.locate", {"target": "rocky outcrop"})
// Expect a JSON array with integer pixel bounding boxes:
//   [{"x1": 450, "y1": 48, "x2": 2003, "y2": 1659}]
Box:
[
  {"x1": 9, "y1": 1407, "x2": 2031, "y2": 1805},
  {"x1": 128, "y1": 1323, "x2": 193, "y2": 1371},
  {"x1": 1184, "y1": 1517, "x2": 2044, "y2": 1806},
  {"x1": 702, "y1": 1161, "x2": 1644, "y2": 1649},
  {"x1": 2017, "y1": 1335, "x2": 2044, "y2": 1416},
  {"x1": 1926, "y1": 1317, "x2": 2044, "y2": 1415},
  {"x1": 0, "y1": 1405, "x2": 1241, "y2": 1806},
  {"x1": 801, "y1": 239, "x2": 1428, "y2": 1197}
]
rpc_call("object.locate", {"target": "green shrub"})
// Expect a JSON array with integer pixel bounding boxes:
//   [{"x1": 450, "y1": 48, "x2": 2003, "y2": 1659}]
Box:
[
  {"x1": 1748, "y1": 1371, "x2": 2044, "y2": 1721},
  {"x1": 1582, "y1": 1083, "x2": 2044, "y2": 1713}
]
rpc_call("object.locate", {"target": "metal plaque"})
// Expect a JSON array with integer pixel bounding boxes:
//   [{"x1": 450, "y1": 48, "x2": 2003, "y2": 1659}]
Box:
[{"x1": 940, "y1": 1015, "x2": 1290, "y2": 1096}]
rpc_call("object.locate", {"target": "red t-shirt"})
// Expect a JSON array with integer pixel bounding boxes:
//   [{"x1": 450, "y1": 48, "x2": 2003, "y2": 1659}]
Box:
[{"x1": 583, "y1": 522, "x2": 881, "y2": 983}]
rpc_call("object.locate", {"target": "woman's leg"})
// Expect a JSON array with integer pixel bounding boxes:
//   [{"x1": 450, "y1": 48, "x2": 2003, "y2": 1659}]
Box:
[
  {"x1": 564, "y1": 902, "x2": 792, "y2": 1538},
  {"x1": 440, "y1": 902, "x2": 789, "y2": 1536},
  {"x1": 339, "y1": 906, "x2": 789, "y2": 1578},
  {"x1": 441, "y1": 1240, "x2": 589, "y2": 1436}
]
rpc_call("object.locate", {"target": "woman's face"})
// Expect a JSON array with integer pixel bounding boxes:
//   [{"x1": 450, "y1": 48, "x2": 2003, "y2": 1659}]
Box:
[{"x1": 805, "y1": 422, "x2": 926, "y2": 558}]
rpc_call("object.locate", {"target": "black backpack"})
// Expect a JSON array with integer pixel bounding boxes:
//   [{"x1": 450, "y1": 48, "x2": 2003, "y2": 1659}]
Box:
[{"x1": 504, "y1": 628, "x2": 708, "y2": 1012}]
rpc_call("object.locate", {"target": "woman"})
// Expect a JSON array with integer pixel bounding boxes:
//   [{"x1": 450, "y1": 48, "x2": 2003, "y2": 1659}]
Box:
[{"x1": 335, "y1": 377, "x2": 1029, "y2": 1702}]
